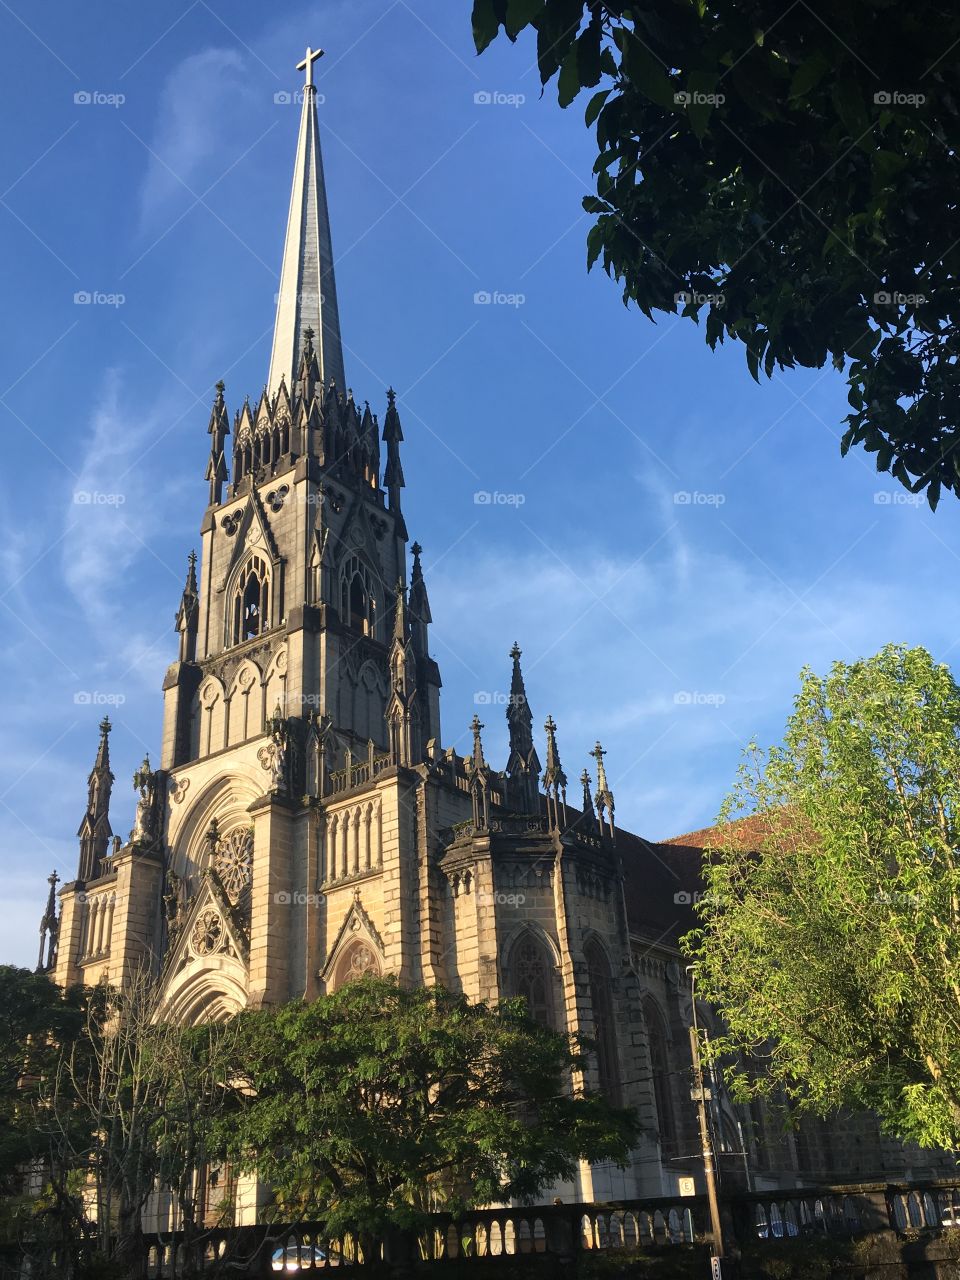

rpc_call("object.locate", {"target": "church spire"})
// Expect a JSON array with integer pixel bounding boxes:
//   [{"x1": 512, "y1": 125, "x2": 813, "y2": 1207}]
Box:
[
  {"x1": 205, "y1": 380, "x2": 229, "y2": 506},
  {"x1": 590, "y1": 740, "x2": 616, "y2": 838},
  {"x1": 77, "y1": 717, "x2": 114, "y2": 883},
  {"x1": 36, "y1": 870, "x2": 59, "y2": 973},
  {"x1": 382, "y1": 387, "x2": 407, "y2": 538},
  {"x1": 543, "y1": 715, "x2": 567, "y2": 830},
  {"x1": 267, "y1": 44, "x2": 346, "y2": 398},
  {"x1": 175, "y1": 550, "x2": 199, "y2": 663},
  {"x1": 407, "y1": 541, "x2": 431, "y2": 655},
  {"x1": 505, "y1": 643, "x2": 540, "y2": 814}
]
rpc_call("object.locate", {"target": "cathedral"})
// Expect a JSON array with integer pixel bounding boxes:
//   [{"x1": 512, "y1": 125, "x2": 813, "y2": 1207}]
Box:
[{"x1": 35, "y1": 46, "x2": 950, "y2": 1215}]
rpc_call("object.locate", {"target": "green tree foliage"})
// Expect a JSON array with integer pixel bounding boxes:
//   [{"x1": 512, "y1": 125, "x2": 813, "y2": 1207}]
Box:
[
  {"x1": 0, "y1": 967, "x2": 84, "y2": 1190},
  {"x1": 207, "y1": 976, "x2": 638, "y2": 1236},
  {"x1": 686, "y1": 644, "x2": 960, "y2": 1150},
  {"x1": 473, "y1": 1, "x2": 960, "y2": 506}
]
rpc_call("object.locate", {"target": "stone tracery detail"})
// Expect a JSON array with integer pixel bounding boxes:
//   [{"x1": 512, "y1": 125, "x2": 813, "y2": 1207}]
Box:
[
  {"x1": 214, "y1": 827, "x2": 253, "y2": 904},
  {"x1": 191, "y1": 908, "x2": 225, "y2": 957}
]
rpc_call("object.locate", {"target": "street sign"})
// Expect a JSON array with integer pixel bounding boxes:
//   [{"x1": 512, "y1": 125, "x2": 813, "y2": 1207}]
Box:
[{"x1": 678, "y1": 1176, "x2": 696, "y2": 1197}]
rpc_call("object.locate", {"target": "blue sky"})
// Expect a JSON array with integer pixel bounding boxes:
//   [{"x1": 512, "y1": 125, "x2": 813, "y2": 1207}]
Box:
[{"x1": 3, "y1": 0, "x2": 960, "y2": 968}]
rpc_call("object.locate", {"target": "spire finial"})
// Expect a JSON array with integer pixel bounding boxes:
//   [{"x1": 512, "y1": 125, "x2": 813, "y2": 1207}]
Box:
[
  {"x1": 590, "y1": 740, "x2": 615, "y2": 835},
  {"x1": 297, "y1": 44, "x2": 324, "y2": 89},
  {"x1": 470, "y1": 714, "x2": 486, "y2": 769},
  {"x1": 267, "y1": 45, "x2": 345, "y2": 396}
]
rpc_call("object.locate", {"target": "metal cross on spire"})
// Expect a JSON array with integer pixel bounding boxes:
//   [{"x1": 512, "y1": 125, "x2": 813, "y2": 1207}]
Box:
[{"x1": 297, "y1": 45, "x2": 324, "y2": 88}]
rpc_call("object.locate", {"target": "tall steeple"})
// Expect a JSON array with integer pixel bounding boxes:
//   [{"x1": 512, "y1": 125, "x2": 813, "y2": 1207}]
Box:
[
  {"x1": 505, "y1": 642, "x2": 541, "y2": 814},
  {"x1": 267, "y1": 44, "x2": 346, "y2": 398},
  {"x1": 77, "y1": 717, "x2": 114, "y2": 883}
]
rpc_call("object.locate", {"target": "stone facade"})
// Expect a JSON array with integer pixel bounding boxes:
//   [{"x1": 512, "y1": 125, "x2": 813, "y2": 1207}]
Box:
[{"x1": 36, "y1": 51, "x2": 953, "y2": 1217}]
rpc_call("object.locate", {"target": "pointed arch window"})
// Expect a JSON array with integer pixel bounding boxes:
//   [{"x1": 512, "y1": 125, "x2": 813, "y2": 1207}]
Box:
[
  {"x1": 232, "y1": 556, "x2": 270, "y2": 645},
  {"x1": 507, "y1": 932, "x2": 557, "y2": 1029},
  {"x1": 585, "y1": 940, "x2": 621, "y2": 1103},
  {"x1": 339, "y1": 555, "x2": 377, "y2": 638},
  {"x1": 644, "y1": 999, "x2": 677, "y2": 1158}
]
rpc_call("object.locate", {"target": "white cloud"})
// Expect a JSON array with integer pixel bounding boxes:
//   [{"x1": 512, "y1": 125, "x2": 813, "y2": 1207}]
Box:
[
  {"x1": 426, "y1": 526, "x2": 960, "y2": 841},
  {"x1": 61, "y1": 371, "x2": 180, "y2": 683},
  {"x1": 137, "y1": 48, "x2": 251, "y2": 233}
]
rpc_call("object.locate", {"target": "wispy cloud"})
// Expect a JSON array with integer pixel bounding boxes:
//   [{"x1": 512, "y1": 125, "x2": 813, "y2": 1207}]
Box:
[
  {"x1": 61, "y1": 370, "x2": 179, "y2": 682},
  {"x1": 136, "y1": 47, "x2": 251, "y2": 233}
]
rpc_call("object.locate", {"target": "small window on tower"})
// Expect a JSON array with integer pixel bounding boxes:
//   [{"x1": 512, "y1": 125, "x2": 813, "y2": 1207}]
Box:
[
  {"x1": 232, "y1": 556, "x2": 270, "y2": 645},
  {"x1": 339, "y1": 555, "x2": 377, "y2": 638}
]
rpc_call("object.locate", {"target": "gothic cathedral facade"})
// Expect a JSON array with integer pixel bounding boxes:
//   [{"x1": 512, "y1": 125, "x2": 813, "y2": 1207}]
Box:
[{"x1": 38, "y1": 49, "x2": 950, "y2": 1210}]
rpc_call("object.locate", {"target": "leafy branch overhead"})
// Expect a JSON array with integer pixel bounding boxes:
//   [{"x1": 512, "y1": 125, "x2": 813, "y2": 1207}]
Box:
[{"x1": 474, "y1": 0, "x2": 960, "y2": 507}]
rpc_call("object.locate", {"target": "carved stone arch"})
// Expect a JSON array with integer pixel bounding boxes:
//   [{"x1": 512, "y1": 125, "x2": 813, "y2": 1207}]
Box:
[
  {"x1": 192, "y1": 675, "x2": 227, "y2": 758},
  {"x1": 225, "y1": 552, "x2": 272, "y2": 647},
  {"x1": 338, "y1": 549, "x2": 382, "y2": 639},
  {"x1": 353, "y1": 659, "x2": 387, "y2": 745},
  {"x1": 167, "y1": 771, "x2": 261, "y2": 885},
  {"x1": 226, "y1": 658, "x2": 264, "y2": 746},
  {"x1": 263, "y1": 645, "x2": 288, "y2": 721},
  {"x1": 161, "y1": 954, "x2": 248, "y2": 1026},
  {"x1": 320, "y1": 895, "x2": 386, "y2": 991},
  {"x1": 501, "y1": 925, "x2": 562, "y2": 1030},
  {"x1": 332, "y1": 938, "x2": 382, "y2": 989}
]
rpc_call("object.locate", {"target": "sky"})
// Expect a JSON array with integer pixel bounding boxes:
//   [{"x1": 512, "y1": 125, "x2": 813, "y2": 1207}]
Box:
[{"x1": 2, "y1": 0, "x2": 960, "y2": 969}]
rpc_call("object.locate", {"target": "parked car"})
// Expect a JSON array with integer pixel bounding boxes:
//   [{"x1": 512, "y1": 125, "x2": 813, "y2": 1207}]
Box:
[{"x1": 271, "y1": 1243, "x2": 338, "y2": 1271}]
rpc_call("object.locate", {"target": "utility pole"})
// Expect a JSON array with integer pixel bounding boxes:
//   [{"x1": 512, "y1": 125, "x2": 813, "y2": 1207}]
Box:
[{"x1": 687, "y1": 968, "x2": 725, "y2": 1265}]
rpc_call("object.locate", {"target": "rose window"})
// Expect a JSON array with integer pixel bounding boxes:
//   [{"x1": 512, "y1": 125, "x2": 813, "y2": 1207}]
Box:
[
  {"x1": 215, "y1": 828, "x2": 253, "y2": 904},
  {"x1": 192, "y1": 909, "x2": 225, "y2": 957}
]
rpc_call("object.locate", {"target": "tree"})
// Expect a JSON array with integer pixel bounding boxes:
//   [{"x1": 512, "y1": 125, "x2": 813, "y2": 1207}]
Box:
[
  {"x1": 208, "y1": 976, "x2": 638, "y2": 1239},
  {"x1": 473, "y1": 1, "x2": 960, "y2": 507},
  {"x1": 0, "y1": 967, "x2": 84, "y2": 1192},
  {"x1": 686, "y1": 644, "x2": 960, "y2": 1151}
]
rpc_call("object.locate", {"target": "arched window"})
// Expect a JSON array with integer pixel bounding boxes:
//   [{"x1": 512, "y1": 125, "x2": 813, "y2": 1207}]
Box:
[
  {"x1": 232, "y1": 556, "x2": 270, "y2": 645},
  {"x1": 585, "y1": 941, "x2": 621, "y2": 1102},
  {"x1": 339, "y1": 555, "x2": 377, "y2": 638},
  {"x1": 333, "y1": 939, "x2": 381, "y2": 990},
  {"x1": 644, "y1": 999, "x2": 677, "y2": 1158},
  {"x1": 507, "y1": 932, "x2": 557, "y2": 1028}
]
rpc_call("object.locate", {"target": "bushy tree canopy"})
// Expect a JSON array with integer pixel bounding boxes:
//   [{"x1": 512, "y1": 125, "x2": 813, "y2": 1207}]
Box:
[
  {"x1": 474, "y1": 1, "x2": 960, "y2": 506},
  {"x1": 687, "y1": 645, "x2": 960, "y2": 1150},
  {"x1": 207, "y1": 976, "x2": 638, "y2": 1235}
]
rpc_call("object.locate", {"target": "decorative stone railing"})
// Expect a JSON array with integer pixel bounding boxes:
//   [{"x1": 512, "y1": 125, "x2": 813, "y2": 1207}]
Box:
[{"x1": 19, "y1": 1180, "x2": 960, "y2": 1277}]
